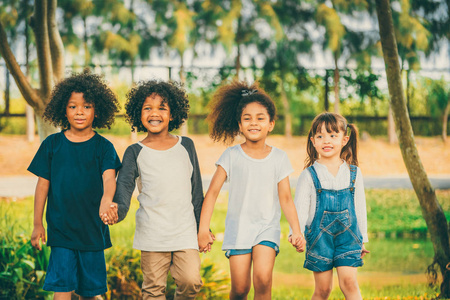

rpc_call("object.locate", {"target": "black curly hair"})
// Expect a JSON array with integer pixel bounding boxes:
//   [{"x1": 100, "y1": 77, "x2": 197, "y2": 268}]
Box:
[
  {"x1": 43, "y1": 70, "x2": 120, "y2": 129},
  {"x1": 125, "y1": 80, "x2": 189, "y2": 132},
  {"x1": 208, "y1": 80, "x2": 276, "y2": 144}
]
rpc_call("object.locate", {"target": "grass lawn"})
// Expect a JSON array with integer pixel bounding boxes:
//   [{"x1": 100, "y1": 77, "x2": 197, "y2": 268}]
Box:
[{"x1": 2, "y1": 189, "x2": 449, "y2": 299}]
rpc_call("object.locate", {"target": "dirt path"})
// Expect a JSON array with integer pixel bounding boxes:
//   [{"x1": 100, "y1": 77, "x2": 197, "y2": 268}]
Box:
[{"x1": 1, "y1": 134, "x2": 448, "y2": 177}]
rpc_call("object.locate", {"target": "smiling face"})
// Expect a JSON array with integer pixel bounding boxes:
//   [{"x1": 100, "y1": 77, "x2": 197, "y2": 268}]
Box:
[
  {"x1": 65, "y1": 92, "x2": 95, "y2": 132},
  {"x1": 238, "y1": 101, "x2": 274, "y2": 143},
  {"x1": 140, "y1": 93, "x2": 172, "y2": 135},
  {"x1": 310, "y1": 123, "x2": 349, "y2": 162}
]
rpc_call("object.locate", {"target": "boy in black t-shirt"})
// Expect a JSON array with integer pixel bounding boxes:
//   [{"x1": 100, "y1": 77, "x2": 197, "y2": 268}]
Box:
[{"x1": 28, "y1": 71, "x2": 121, "y2": 299}]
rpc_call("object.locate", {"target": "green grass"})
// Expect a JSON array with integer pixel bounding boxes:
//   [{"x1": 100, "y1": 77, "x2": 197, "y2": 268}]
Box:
[{"x1": 1, "y1": 189, "x2": 450, "y2": 298}]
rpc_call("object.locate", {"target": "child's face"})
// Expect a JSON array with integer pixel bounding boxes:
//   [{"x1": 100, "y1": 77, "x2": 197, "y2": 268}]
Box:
[
  {"x1": 65, "y1": 92, "x2": 95, "y2": 132},
  {"x1": 238, "y1": 102, "x2": 274, "y2": 143},
  {"x1": 310, "y1": 123, "x2": 349, "y2": 161},
  {"x1": 141, "y1": 93, "x2": 172, "y2": 135}
]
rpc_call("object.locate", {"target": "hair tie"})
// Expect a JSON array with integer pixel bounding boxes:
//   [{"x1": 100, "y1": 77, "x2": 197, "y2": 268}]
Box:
[{"x1": 241, "y1": 89, "x2": 257, "y2": 97}]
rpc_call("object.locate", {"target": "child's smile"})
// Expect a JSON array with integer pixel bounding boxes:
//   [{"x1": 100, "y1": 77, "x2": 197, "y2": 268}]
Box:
[
  {"x1": 311, "y1": 123, "x2": 349, "y2": 161},
  {"x1": 141, "y1": 93, "x2": 173, "y2": 135},
  {"x1": 238, "y1": 102, "x2": 274, "y2": 143}
]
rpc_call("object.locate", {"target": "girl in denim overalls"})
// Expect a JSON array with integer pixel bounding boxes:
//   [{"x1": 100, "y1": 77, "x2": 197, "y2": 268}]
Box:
[
  {"x1": 294, "y1": 112, "x2": 369, "y2": 299},
  {"x1": 197, "y1": 80, "x2": 306, "y2": 299}
]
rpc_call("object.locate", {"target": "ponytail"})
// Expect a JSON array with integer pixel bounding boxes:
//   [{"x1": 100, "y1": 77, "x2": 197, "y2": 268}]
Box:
[{"x1": 341, "y1": 123, "x2": 359, "y2": 166}]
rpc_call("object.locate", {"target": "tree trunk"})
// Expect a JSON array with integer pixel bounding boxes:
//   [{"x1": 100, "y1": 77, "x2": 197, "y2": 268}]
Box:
[
  {"x1": 333, "y1": 52, "x2": 340, "y2": 114},
  {"x1": 83, "y1": 16, "x2": 90, "y2": 68},
  {"x1": 375, "y1": 0, "x2": 450, "y2": 297},
  {"x1": 35, "y1": 109, "x2": 59, "y2": 142},
  {"x1": 235, "y1": 44, "x2": 241, "y2": 79},
  {"x1": 179, "y1": 53, "x2": 188, "y2": 136},
  {"x1": 324, "y1": 70, "x2": 329, "y2": 111},
  {"x1": 278, "y1": 77, "x2": 292, "y2": 139},
  {"x1": 26, "y1": 105, "x2": 35, "y2": 142},
  {"x1": 4, "y1": 68, "x2": 10, "y2": 115},
  {"x1": 32, "y1": 0, "x2": 53, "y2": 101},
  {"x1": 48, "y1": 0, "x2": 64, "y2": 83},
  {"x1": 387, "y1": 105, "x2": 397, "y2": 144},
  {"x1": 443, "y1": 101, "x2": 450, "y2": 143}
]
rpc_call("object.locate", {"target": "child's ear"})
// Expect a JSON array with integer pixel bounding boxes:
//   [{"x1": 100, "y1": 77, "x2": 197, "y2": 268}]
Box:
[
  {"x1": 268, "y1": 120, "x2": 275, "y2": 133},
  {"x1": 342, "y1": 135, "x2": 350, "y2": 146}
]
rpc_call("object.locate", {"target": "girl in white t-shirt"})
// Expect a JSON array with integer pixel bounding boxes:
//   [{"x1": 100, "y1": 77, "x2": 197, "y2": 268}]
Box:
[{"x1": 197, "y1": 80, "x2": 305, "y2": 299}]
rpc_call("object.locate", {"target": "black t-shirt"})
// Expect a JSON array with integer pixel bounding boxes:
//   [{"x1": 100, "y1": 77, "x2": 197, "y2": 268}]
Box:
[{"x1": 28, "y1": 131, "x2": 122, "y2": 251}]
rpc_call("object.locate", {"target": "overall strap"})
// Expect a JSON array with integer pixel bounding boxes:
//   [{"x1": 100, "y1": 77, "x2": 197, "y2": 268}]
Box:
[
  {"x1": 349, "y1": 164, "x2": 357, "y2": 191},
  {"x1": 307, "y1": 166, "x2": 323, "y2": 191}
]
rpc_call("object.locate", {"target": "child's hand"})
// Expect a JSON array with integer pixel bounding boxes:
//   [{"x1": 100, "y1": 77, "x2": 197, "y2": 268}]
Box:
[
  {"x1": 289, "y1": 233, "x2": 306, "y2": 253},
  {"x1": 361, "y1": 243, "x2": 370, "y2": 258},
  {"x1": 31, "y1": 225, "x2": 46, "y2": 251},
  {"x1": 99, "y1": 202, "x2": 118, "y2": 225},
  {"x1": 198, "y1": 230, "x2": 214, "y2": 253}
]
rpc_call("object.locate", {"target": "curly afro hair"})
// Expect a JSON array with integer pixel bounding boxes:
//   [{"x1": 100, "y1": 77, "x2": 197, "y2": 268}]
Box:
[
  {"x1": 125, "y1": 80, "x2": 189, "y2": 132},
  {"x1": 208, "y1": 80, "x2": 276, "y2": 144},
  {"x1": 43, "y1": 70, "x2": 120, "y2": 130}
]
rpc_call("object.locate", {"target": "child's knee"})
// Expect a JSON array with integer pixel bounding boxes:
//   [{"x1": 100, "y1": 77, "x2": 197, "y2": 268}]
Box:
[
  {"x1": 313, "y1": 285, "x2": 332, "y2": 299},
  {"x1": 253, "y1": 273, "x2": 272, "y2": 293},
  {"x1": 339, "y1": 277, "x2": 359, "y2": 294},
  {"x1": 231, "y1": 283, "x2": 251, "y2": 298},
  {"x1": 175, "y1": 276, "x2": 203, "y2": 296}
]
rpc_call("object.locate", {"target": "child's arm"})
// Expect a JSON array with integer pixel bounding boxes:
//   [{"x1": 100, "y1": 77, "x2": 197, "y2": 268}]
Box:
[
  {"x1": 31, "y1": 177, "x2": 49, "y2": 251},
  {"x1": 113, "y1": 145, "x2": 140, "y2": 223},
  {"x1": 355, "y1": 168, "x2": 369, "y2": 243},
  {"x1": 198, "y1": 165, "x2": 227, "y2": 252},
  {"x1": 99, "y1": 169, "x2": 118, "y2": 225},
  {"x1": 278, "y1": 176, "x2": 306, "y2": 252}
]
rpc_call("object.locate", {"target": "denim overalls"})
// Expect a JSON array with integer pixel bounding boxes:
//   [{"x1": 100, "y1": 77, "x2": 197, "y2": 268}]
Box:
[{"x1": 303, "y1": 165, "x2": 363, "y2": 272}]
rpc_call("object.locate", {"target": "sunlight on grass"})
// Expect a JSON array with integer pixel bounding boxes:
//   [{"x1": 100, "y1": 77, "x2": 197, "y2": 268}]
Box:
[{"x1": 2, "y1": 189, "x2": 449, "y2": 298}]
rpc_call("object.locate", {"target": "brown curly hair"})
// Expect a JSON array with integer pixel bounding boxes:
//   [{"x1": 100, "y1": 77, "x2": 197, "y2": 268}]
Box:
[
  {"x1": 43, "y1": 70, "x2": 120, "y2": 130},
  {"x1": 125, "y1": 80, "x2": 189, "y2": 132},
  {"x1": 208, "y1": 80, "x2": 276, "y2": 144}
]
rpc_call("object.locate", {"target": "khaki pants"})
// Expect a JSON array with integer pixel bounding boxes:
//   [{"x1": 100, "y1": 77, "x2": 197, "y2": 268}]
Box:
[{"x1": 141, "y1": 249, "x2": 203, "y2": 300}]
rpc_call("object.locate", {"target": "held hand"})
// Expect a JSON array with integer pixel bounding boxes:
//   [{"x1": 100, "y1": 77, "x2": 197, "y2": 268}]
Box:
[
  {"x1": 31, "y1": 225, "x2": 46, "y2": 251},
  {"x1": 289, "y1": 233, "x2": 306, "y2": 253},
  {"x1": 99, "y1": 202, "x2": 118, "y2": 225},
  {"x1": 361, "y1": 244, "x2": 370, "y2": 258},
  {"x1": 198, "y1": 230, "x2": 214, "y2": 253}
]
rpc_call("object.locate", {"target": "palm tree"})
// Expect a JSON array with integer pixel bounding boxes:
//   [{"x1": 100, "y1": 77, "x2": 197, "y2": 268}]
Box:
[{"x1": 375, "y1": 0, "x2": 450, "y2": 296}]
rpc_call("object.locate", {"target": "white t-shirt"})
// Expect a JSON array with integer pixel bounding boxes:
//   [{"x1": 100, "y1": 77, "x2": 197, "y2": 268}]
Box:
[
  {"x1": 216, "y1": 144, "x2": 294, "y2": 250},
  {"x1": 294, "y1": 161, "x2": 369, "y2": 243},
  {"x1": 114, "y1": 136, "x2": 204, "y2": 252}
]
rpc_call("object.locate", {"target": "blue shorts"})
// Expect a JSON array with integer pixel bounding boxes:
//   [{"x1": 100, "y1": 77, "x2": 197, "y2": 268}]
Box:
[
  {"x1": 43, "y1": 247, "x2": 107, "y2": 297},
  {"x1": 225, "y1": 241, "x2": 279, "y2": 258}
]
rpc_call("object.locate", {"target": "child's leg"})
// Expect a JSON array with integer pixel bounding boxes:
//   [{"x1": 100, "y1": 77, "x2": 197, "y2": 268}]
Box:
[
  {"x1": 312, "y1": 270, "x2": 333, "y2": 300},
  {"x1": 169, "y1": 249, "x2": 203, "y2": 300},
  {"x1": 53, "y1": 292, "x2": 72, "y2": 300},
  {"x1": 229, "y1": 253, "x2": 252, "y2": 300},
  {"x1": 336, "y1": 266, "x2": 362, "y2": 300},
  {"x1": 141, "y1": 251, "x2": 171, "y2": 300},
  {"x1": 251, "y1": 244, "x2": 276, "y2": 300}
]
